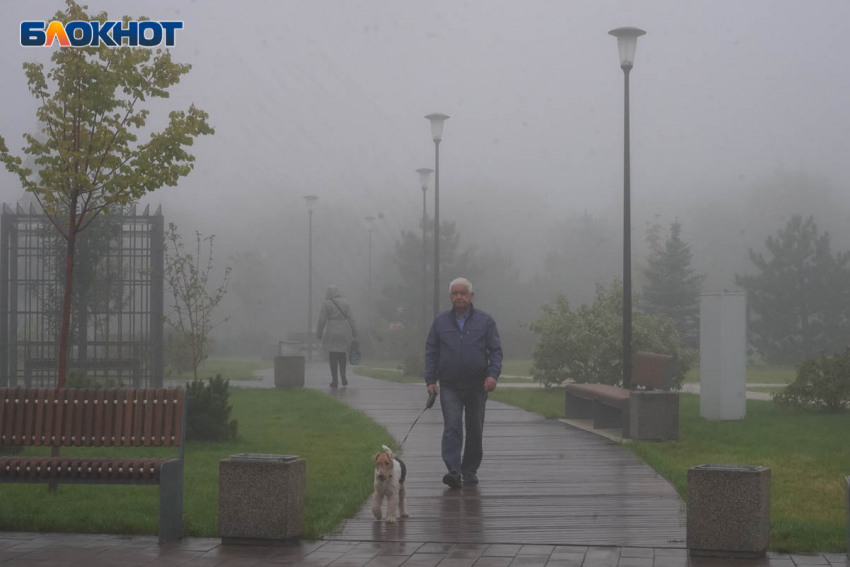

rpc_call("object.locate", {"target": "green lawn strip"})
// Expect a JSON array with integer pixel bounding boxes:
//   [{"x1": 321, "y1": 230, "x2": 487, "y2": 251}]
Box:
[
  {"x1": 748, "y1": 386, "x2": 786, "y2": 394},
  {"x1": 169, "y1": 358, "x2": 273, "y2": 382},
  {"x1": 0, "y1": 388, "x2": 393, "y2": 539},
  {"x1": 355, "y1": 366, "x2": 419, "y2": 384},
  {"x1": 489, "y1": 387, "x2": 565, "y2": 419},
  {"x1": 356, "y1": 363, "x2": 534, "y2": 385},
  {"x1": 491, "y1": 388, "x2": 849, "y2": 553},
  {"x1": 500, "y1": 359, "x2": 532, "y2": 377},
  {"x1": 685, "y1": 364, "x2": 797, "y2": 385}
]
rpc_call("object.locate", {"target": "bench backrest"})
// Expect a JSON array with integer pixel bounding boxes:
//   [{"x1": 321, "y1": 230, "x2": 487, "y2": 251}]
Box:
[
  {"x1": 632, "y1": 352, "x2": 675, "y2": 390},
  {"x1": 0, "y1": 388, "x2": 185, "y2": 449}
]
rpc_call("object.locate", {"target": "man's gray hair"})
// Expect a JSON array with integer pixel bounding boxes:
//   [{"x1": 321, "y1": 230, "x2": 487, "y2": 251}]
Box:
[{"x1": 449, "y1": 277, "x2": 473, "y2": 294}]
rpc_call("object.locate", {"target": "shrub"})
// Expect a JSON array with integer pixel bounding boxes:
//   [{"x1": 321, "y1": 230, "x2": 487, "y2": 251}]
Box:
[
  {"x1": 529, "y1": 280, "x2": 697, "y2": 389},
  {"x1": 774, "y1": 350, "x2": 850, "y2": 412},
  {"x1": 65, "y1": 369, "x2": 121, "y2": 389},
  {"x1": 185, "y1": 374, "x2": 239, "y2": 441},
  {"x1": 400, "y1": 355, "x2": 425, "y2": 377}
]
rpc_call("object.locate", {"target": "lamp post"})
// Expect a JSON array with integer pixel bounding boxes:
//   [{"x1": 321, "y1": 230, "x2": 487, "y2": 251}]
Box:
[
  {"x1": 425, "y1": 114, "x2": 449, "y2": 318},
  {"x1": 304, "y1": 195, "x2": 318, "y2": 361},
  {"x1": 364, "y1": 215, "x2": 376, "y2": 333},
  {"x1": 608, "y1": 26, "x2": 645, "y2": 389},
  {"x1": 415, "y1": 167, "x2": 433, "y2": 332}
]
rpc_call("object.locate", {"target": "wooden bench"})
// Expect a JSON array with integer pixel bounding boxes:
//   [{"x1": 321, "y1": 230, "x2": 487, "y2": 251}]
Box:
[
  {"x1": 0, "y1": 387, "x2": 186, "y2": 544},
  {"x1": 564, "y1": 352, "x2": 675, "y2": 438}
]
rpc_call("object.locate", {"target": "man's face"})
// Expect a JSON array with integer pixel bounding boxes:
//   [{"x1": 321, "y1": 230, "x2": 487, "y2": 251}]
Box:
[{"x1": 450, "y1": 283, "x2": 473, "y2": 312}]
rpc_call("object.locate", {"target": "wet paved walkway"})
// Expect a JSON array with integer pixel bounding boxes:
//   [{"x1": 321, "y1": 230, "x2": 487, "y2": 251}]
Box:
[
  {"x1": 0, "y1": 364, "x2": 837, "y2": 566},
  {"x1": 1, "y1": 531, "x2": 846, "y2": 567},
  {"x1": 301, "y1": 365, "x2": 686, "y2": 547}
]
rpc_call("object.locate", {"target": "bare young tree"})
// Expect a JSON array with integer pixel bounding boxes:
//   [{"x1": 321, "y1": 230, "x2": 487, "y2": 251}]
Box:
[{"x1": 164, "y1": 223, "x2": 231, "y2": 380}]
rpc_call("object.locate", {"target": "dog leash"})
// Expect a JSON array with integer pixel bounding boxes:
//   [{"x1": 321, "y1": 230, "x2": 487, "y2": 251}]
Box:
[{"x1": 397, "y1": 391, "x2": 437, "y2": 450}]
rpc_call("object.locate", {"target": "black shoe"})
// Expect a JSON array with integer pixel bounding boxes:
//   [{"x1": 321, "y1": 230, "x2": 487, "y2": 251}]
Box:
[
  {"x1": 330, "y1": 382, "x2": 338, "y2": 389},
  {"x1": 442, "y1": 471, "x2": 462, "y2": 489},
  {"x1": 341, "y1": 377, "x2": 348, "y2": 387},
  {"x1": 462, "y1": 472, "x2": 479, "y2": 485}
]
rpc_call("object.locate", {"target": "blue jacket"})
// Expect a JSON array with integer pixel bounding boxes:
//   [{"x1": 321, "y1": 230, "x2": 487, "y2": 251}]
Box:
[{"x1": 425, "y1": 304, "x2": 503, "y2": 387}]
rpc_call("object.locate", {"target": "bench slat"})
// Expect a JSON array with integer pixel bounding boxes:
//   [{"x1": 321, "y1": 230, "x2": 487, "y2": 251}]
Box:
[
  {"x1": 143, "y1": 389, "x2": 155, "y2": 447},
  {"x1": 132, "y1": 390, "x2": 144, "y2": 446},
  {"x1": 62, "y1": 389, "x2": 75, "y2": 445},
  {"x1": 123, "y1": 390, "x2": 134, "y2": 446},
  {"x1": 22, "y1": 389, "x2": 35, "y2": 446},
  {"x1": 73, "y1": 389, "x2": 86, "y2": 446},
  {"x1": 93, "y1": 389, "x2": 105, "y2": 445},
  {"x1": 11, "y1": 390, "x2": 26, "y2": 445},
  {"x1": 112, "y1": 389, "x2": 123, "y2": 446},
  {"x1": 163, "y1": 392, "x2": 174, "y2": 445},
  {"x1": 44, "y1": 389, "x2": 56, "y2": 445},
  {"x1": 152, "y1": 389, "x2": 164, "y2": 447},
  {"x1": 83, "y1": 389, "x2": 95, "y2": 446},
  {"x1": 102, "y1": 390, "x2": 114, "y2": 446},
  {"x1": 0, "y1": 391, "x2": 7, "y2": 444},
  {"x1": 34, "y1": 389, "x2": 46, "y2": 445},
  {"x1": 171, "y1": 389, "x2": 185, "y2": 447}
]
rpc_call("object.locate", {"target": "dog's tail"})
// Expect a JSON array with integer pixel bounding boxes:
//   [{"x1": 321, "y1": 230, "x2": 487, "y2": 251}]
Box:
[{"x1": 381, "y1": 444, "x2": 392, "y2": 453}]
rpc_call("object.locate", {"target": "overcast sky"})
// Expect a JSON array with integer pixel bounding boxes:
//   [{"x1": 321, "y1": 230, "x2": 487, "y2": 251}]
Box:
[{"x1": 1, "y1": 0, "x2": 849, "y2": 277}]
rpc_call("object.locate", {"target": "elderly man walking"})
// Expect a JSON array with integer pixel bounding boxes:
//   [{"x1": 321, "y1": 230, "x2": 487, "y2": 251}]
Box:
[{"x1": 425, "y1": 277, "x2": 503, "y2": 489}]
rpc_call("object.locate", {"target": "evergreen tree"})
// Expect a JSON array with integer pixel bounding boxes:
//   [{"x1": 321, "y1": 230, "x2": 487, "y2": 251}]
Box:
[
  {"x1": 376, "y1": 218, "x2": 476, "y2": 357},
  {"x1": 735, "y1": 215, "x2": 850, "y2": 364},
  {"x1": 641, "y1": 222, "x2": 705, "y2": 347}
]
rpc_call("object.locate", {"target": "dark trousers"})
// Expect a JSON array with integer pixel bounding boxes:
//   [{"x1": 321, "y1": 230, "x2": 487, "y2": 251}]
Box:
[
  {"x1": 329, "y1": 351, "x2": 347, "y2": 384},
  {"x1": 439, "y1": 385, "x2": 487, "y2": 475}
]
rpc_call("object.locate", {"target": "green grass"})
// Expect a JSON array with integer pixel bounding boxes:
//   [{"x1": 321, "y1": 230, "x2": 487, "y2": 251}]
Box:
[
  {"x1": 500, "y1": 359, "x2": 533, "y2": 376},
  {"x1": 685, "y1": 363, "x2": 797, "y2": 384},
  {"x1": 490, "y1": 387, "x2": 564, "y2": 418},
  {"x1": 491, "y1": 387, "x2": 850, "y2": 553},
  {"x1": 748, "y1": 386, "x2": 786, "y2": 394},
  {"x1": 356, "y1": 365, "x2": 534, "y2": 385},
  {"x1": 355, "y1": 366, "x2": 419, "y2": 384},
  {"x1": 0, "y1": 388, "x2": 393, "y2": 539},
  {"x1": 170, "y1": 357, "x2": 273, "y2": 382}
]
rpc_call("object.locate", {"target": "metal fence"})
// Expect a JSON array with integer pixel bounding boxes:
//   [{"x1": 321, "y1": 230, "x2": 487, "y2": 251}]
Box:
[{"x1": 0, "y1": 203, "x2": 164, "y2": 388}]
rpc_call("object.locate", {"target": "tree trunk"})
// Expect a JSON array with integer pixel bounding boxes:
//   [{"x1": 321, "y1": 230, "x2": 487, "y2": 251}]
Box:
[{"x1": 57, "y1": 205, "x2": 78, "y2": 388}]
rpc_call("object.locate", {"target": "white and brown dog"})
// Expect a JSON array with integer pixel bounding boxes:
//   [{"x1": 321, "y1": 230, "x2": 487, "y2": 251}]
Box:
[{"x1": 371, "y1": 445, "x2": 408, "y2": 523}]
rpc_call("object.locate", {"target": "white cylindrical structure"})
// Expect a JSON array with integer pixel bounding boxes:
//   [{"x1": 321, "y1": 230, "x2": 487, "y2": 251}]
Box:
[{"x1": 699, "y1": 293, "x2": 747, "y2": 420}]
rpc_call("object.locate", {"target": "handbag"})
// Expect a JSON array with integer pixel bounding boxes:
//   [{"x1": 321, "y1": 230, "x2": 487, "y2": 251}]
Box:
[{"x1": 330, "y1": 298, "x2": 361, "y2": 365}]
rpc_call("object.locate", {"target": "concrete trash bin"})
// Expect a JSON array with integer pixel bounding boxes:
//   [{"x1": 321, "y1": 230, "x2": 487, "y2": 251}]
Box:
[
  {"x1": 687, "y1": 464, "x2": 770, "y2": 558},
  {"x1": 274, "y1": 355, "x2": 305, "y2": 388},
  {"x1": 218, "y1": 454, "x2": 306, "y2": 544}
]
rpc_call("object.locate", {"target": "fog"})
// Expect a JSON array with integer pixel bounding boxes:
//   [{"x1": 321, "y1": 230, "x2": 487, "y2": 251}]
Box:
[{"x1": 2, "y1": 1, "x2": 849, "y2": 358}]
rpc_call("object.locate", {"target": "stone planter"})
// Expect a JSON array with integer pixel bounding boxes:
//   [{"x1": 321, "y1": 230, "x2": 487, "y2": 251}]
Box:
[
  {"x1": 218, "y1": 454, "x2": 306, "y2": 544},
  {"x1": 274, "y1": 355, "x2": 305, "y2": 388},
  {"x1": 687, "y1": 465, "x2": 770, "y2": 558}
]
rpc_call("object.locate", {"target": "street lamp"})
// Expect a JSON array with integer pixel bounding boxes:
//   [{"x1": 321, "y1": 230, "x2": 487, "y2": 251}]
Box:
[
  {"x1": 425, "y1": 113, "x2": 449, "y2": 318},
  {"x1": 608, "y1": 26, "x2": 646, "y2": 389},
  {"x1": 364, "y1": 215, "x2": 376, "y2": 333},
  {"x1": 364, "y1": 213, "x2": 384, "y2": 336},
  {"x1": 415, "y1": 167, "x2": 433, "y2": 332},
  {"x1": 304, "y1": 195, "x2": 318, "y2": 361}
]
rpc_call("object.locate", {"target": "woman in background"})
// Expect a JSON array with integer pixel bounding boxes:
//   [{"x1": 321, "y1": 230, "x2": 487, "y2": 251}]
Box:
[{"x1": 316, "y1": 285, "x2": 358, "y2": 388}]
